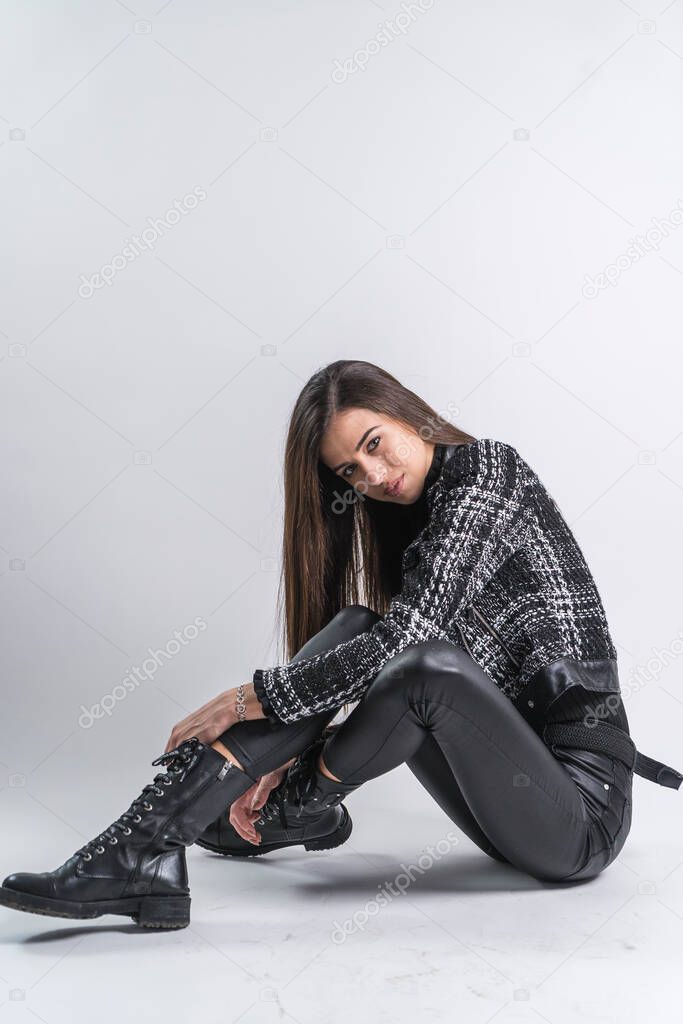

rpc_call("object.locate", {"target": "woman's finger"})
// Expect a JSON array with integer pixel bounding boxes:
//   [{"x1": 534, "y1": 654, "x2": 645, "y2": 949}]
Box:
[
  {"x1": 230, "y1": 806, "x2": 260, "y2": 844},
  {"x1": 250, "y1": 786, "x2": 269, "y2": 810},
  {"x1": 229, "y1": 789, "x2": 261, "y2": 841},
  {"x1": 234, "y1": 818, "x2": 258, "y2": 843}
]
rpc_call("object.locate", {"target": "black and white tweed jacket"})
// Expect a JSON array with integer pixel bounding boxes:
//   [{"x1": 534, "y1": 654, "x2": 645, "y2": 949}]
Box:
[{"x1": 253, "y1": 439, "x2": 681, "y2": 788}]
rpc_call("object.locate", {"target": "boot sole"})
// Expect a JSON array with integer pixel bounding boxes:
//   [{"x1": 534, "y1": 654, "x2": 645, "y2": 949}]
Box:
[
  {"x1": 196, "y1": 805, "x2": 353, "y2": 858},
  {"x1": 0, "y1": 886, "x2": 191, "y2": 929}
]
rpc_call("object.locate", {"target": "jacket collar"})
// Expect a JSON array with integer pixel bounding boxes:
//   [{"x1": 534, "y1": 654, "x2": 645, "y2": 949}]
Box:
[
  {"x1": 424, "y1": 442, "x2": 460, "y2": 492},
  {"x1": 424, "y1": 443, "x2": 446, "y2": 491}
]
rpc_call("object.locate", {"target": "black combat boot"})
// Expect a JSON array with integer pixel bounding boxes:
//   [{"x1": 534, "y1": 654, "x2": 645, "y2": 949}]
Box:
[
  {"x1": 0, "y1": 737, "x2": 258, "y2": 929},
  {"x1": 196, "y1": 735, "x2": 359, "y2": 857}
]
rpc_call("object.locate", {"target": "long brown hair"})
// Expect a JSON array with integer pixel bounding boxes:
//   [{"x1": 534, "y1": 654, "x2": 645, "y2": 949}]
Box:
[{"x1": 271, "y1": 360, "x2": 477, "y2": 668}]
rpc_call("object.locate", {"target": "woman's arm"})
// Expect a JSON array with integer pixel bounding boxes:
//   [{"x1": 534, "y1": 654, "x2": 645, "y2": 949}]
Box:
[
  {"x1": 163, "y1": 680, "x2": 266, "y2": 753},
  {"x1": 252, "y1": 438, "x2": 534, "y2": 727}
]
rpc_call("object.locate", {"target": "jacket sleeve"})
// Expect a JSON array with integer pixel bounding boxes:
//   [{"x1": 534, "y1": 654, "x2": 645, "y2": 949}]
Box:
[{"x1": 253, "y1": 438, "x2": 533, "y2": 725}]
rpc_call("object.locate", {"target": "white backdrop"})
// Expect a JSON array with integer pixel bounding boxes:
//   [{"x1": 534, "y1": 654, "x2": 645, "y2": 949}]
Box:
[{"x1": 1, "y1": 1, "x2": 682, "y2": 1020}]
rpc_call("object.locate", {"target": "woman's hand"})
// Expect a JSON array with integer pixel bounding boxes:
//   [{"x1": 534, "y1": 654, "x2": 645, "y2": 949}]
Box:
[
  {"x1": 228, "y1": 766, "x2": 289, "y2": 845},
  {"x1": 164, "y1": 688, "x2": 240, "y2": 753}
]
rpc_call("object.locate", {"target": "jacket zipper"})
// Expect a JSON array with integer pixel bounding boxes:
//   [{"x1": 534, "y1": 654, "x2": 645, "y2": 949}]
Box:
[
  {"x1": 466, "y1": 605, "x2": 522, "y2": 669},
  {"x1": 457, "y1": 622, "x2": 476, "y2": 661}
]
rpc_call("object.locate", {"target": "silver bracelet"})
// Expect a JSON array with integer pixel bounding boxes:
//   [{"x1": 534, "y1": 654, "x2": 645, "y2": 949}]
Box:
[{"x1": 235, "y1": 683, "x2": 247, "y2": 723}]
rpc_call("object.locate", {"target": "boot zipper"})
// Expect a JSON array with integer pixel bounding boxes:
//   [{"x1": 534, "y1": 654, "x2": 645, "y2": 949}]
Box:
[
  {"x1": 217, "y1": 759, "x2": 232, "y2": 781},
  {"x1": 466, "y1": 605, "x2": 522, "y2": 669}
]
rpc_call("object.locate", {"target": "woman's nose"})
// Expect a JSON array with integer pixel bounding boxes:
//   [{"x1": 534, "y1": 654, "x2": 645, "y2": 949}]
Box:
[{"x1": 357, "y1": 461, "x2": 387, "y2": 487}]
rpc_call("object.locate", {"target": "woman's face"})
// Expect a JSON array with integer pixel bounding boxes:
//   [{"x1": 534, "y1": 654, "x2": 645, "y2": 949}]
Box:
[{"x1": 319, "y1": 409, "x2": 435, "y2": 505}]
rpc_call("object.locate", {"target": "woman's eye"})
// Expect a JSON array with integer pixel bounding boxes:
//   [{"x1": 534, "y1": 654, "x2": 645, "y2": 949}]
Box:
[{"x1": 342, "y1": 436, "x2": 381, "y2": 479}]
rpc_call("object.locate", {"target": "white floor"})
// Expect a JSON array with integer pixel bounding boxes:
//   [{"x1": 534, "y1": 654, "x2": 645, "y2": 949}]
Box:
[{"x1": 0, "y1": 764, "x2": 681, "y2": 1024}]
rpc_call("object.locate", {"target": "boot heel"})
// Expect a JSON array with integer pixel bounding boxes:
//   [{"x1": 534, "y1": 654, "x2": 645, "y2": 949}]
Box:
[
  {"x1": 304, "y1": 807, "x2": 353, "y2": 851},
  {"x1": 134, "y1": 894, "x2": 191, "y2": 929}
]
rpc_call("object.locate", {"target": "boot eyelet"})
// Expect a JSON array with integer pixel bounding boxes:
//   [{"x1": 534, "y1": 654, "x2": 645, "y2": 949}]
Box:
[
  {"x1": 133, "y1": 814, "x2": 142, "y2": 822},
  {"x1": 109, "y1": 836, "x2": 118, "y2": 844},
  {"x1": 154, "y1": 787, "x2": 164, "y2": 796},
  {"x1": 82, "y1": 852, "x2": 92, "y2": 861},
  {"x1": 122, "y1": 826, "x2": 132, "y2": 835},
  {"x1": 163, "y1": 777, "x2": 173, "y2": 785},
  {"x1": 142, "y1": 801, "x2": 153, "y2": 811},
  {"x1": 95, "y1": 845, "x2": 105, "y2": 855}
]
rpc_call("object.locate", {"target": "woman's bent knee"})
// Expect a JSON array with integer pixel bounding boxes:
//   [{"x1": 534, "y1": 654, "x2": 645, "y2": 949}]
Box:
[
  {"x1": 364, "y1": 639, "x2": 470, "y2": 704},
  {"x1": 333, "y1": 604, "x2": 381, "y2": 631},
  {"x1": 386, "y1": 639, "x2": 475, "y2": 681}
]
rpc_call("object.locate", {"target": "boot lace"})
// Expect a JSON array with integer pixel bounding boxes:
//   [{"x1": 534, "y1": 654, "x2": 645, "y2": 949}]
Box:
[{"x1": 74, "y1": 736, "x2": 202, "y2": 862}]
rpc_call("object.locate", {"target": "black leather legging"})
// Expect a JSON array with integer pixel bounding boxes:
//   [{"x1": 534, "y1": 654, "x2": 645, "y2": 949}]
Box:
[{"x1": 218, "y1": 605, "x2": 633, "y2": 883}]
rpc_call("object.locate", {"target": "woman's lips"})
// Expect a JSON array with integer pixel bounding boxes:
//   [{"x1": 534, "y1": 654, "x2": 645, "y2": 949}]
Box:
[{"x1": 385, "y1": 473, "x2": 404, "y2": 496}]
